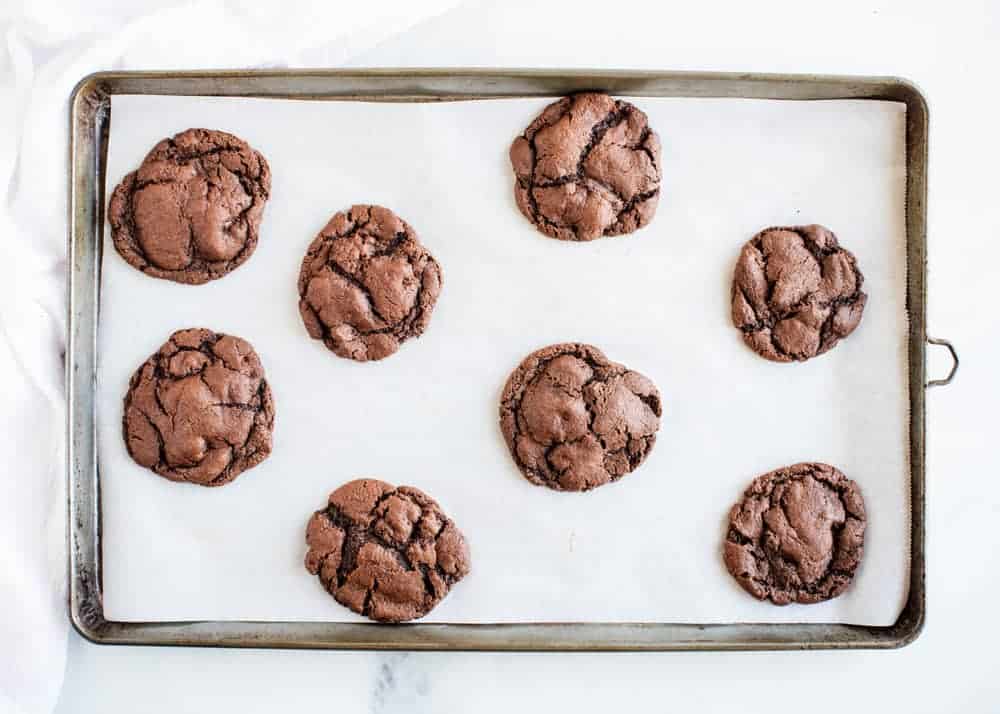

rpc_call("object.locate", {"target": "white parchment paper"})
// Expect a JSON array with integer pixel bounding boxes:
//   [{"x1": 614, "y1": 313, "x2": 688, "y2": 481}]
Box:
[{"x1": 99, "y1": 94, "x2": 908, "y2": 625}]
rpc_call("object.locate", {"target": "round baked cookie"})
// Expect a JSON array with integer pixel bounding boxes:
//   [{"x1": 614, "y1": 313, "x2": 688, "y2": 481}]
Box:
[
  {"x1": 509, "y1": 92, "x2": 662, "y2": 241},
  {"x1": 499, "y1": 343, "x2": 662, "y2": 492},
  {"x1": 731, "y1": 224, "x2": 867, "y2": 362},
  {"x1": 304, "y1": 479, "x2": 471, "y2": 623},
  {"x1": 108, "y1": 128, "x2": 271, "y2": 284},
  {"x1": 297, "y1": 205, "x2": 442, "y2": 362},
  {"x1": 724, "y1": 462, "x2": 866, "y2": 605},
  {"x1": 123, "y1": 328, "x2": 275, "y2": 486}
]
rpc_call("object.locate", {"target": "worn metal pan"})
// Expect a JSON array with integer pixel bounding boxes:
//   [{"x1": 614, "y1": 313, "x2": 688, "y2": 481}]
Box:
[{"x1": 68, "y1": 69, "x2": 958, "y2": 650}]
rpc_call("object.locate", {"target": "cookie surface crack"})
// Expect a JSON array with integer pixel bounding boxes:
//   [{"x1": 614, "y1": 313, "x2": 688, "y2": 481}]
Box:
[
  {"x1": 121, "y1": 328, "x2": 275, "y2": 487},
  {"x1": 723, "y1": 462, "x2": 866, "y2": 605},
  {"x1": 510, "y1": 93, "x2": 662, "y2": 241},
  {"x1": 500, "y1": 342, "x2": 662, "y2": 492},
  {"x1": 305, "y1": 479, "x2": 470, "y2": 622},
  {"x1": 297, "y1": 205, "x2": 442, "y2": 362},
  {"x1": 730, "y1": 224, "x2": 867, "y2": 362},
  {"x1": 108, "y1": 128, "x2": 271, "y2": 285}
]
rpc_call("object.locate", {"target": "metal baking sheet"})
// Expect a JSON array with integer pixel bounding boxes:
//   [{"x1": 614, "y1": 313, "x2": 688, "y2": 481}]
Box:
[{"x1": 68, "y1": 69, "x2": 952, "y2": 650}]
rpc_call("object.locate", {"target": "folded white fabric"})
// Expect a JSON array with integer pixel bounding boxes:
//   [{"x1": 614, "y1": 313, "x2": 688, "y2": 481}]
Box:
[{"x1": 0, "y1": 2, "x2": 457, "y2": 711}]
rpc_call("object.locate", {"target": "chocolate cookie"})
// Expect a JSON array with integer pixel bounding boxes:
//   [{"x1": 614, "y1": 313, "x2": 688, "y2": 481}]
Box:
[
  {"x1": 724, "y1": 462, "x2": 866, "y2": 605},
  {"x1": 108, "y1": 128, "x2": 270, "y2": 284},
  {"x1": 731, "y1": 224, "x2": 867, "y2": 362},
  {"x1": 304, "y1": 479, "x2": 470, "y2": 622},
  {"x1": 499, "y1": 343, "x2": 662, "y2": 492},
  {"x1": 122, "y1": 328, "x2": 275, "y2": 486},
  {"x1": 297, "y1": 205, "x2": 442, "y2": 362},
  {"x1": 509, "y1": 93, "x2": 662, "y2": 241}
]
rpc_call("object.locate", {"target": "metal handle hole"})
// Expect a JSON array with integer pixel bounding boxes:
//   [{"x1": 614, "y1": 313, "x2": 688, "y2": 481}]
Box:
[{"x1": 926, "y1": 337, "x2": 958, "y2": 388}]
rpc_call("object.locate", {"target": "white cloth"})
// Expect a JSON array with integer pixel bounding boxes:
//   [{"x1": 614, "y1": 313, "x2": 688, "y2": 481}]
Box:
[{"x1": 0, "y1": 2, "x2": 457, "y2": 712}]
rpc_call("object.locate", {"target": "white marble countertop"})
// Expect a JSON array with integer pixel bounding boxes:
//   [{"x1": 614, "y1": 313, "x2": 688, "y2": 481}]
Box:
[{"x1": 53, "y1": 1, "x2": 999, "y2": 711}]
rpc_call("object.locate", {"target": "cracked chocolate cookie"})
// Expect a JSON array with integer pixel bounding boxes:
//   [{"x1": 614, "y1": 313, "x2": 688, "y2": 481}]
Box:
[
  {"x1": 108, "y1": 128, "x2": 271, "y2": 284},
  {"x1": 297, "y1": 205, "x2": 442, "y2": 362},
  {"x1": 499, "y1": 343, "x2": 662, "y2": 492},
  {"x1": 509, "y1": 92, "x2": 662, "y2": 241},
  {"x1": 731, "y1": 224, "x2": 867, "y2": 362},
  {"x1": 304, "y1": 479, "x2": 470, "y2": 622},
  {"x1": 123, "y1": 328, "x2": 275, "y2": 486},
  {"x1": 724, "y1": 462, "x2": 866, "y2": 605}
]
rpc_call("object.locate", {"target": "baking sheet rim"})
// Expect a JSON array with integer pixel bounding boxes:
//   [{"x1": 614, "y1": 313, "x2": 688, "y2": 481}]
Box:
[{"x1": 68, "y1": 68, "x2": 933, "y2": 651}]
